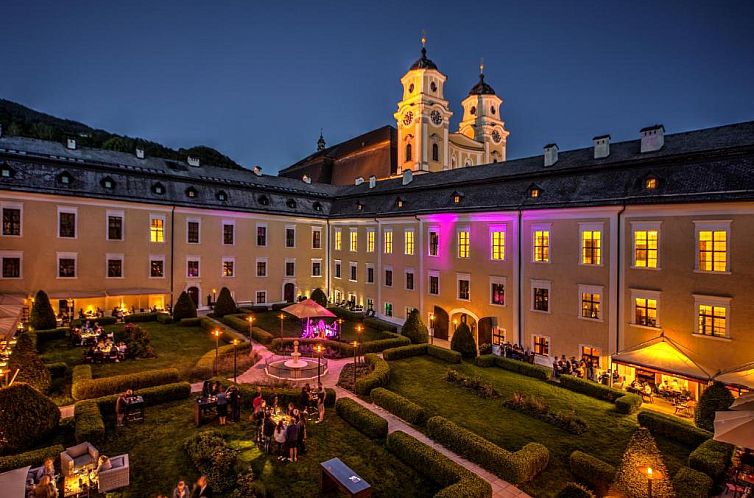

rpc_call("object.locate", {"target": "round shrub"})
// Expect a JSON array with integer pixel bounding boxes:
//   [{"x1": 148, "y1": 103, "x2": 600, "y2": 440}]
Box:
[
  {"x1": 0, "y1": 383, "x2": 60, "y2": 454},
  {"x1": 29, "y1": 290, "x2": 56, "y2": 331},
  {"x1": 615, "y1": 393, "x2": 643, "y2": 414},
  {"x1": 401, "y1": 309, "x2": 429, "y2": 344},
  {"x1": 695, "y1": 381, "x2": 734, "y2": 431},
  {"x1": 114, "y1": 324, "x2": 155, "y2": 358},
  {"x1": 450, "y1": 322, "x2": 477, "y2": 358},
  {"x1": 213, "y1": 287, "x2": 238, "y2": 317},
  {"x1": 310, "y1": 288, "x2": 328, "y2": 307},
  {"x1": 184, "y1": 431, "x2": 239, "y2": 493},
  {"x1": 9, "y1": 333, "x2": 51, "y2": 392},
  {"x1": 173, "y1": 291, "x2": 197, "y2": 320}
]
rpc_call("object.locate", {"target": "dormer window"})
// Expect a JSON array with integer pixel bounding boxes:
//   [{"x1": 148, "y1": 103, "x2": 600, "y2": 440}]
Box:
[
  {"x1": 451, "y1": 191, "x2": 463, "y2": 204},
  {"x1": 396, "y1": 197, "x2": 404, "y2": 208},
  {"x1": 152, "y1": 182, "x2": 165, "y2": 195},
  {"x1": 258, "y1": 195, "x2": 270, "y2": 206},
  {"x1": 645, "y1": 177, "x2": 658, "y2": 190},
  {"x1": 185, "y1": 187, "x2": 198, "y2": 198},
  {"x1": 286, "y1": 199, "x2": 297, "y2": 209},
  {"x1": 0, "y1": 164, "x2": 14, "y2": 178},
  {"x1": 216, "y1": 190, "x2": 228, "y2": 202},
  {"x1": 58, "y1": 171, "x2": 73, "y2": 185},
  {"x1": 312, "y1": 201, "x2": 322, "y2": 212},
  {"x1": 529, "y1": 185, "x2": 542, "y2": 198},
  {"x1": 356, "y1": 202, "x2": 364, "y2": 211},
  {"x1": 101, "y1": 177, "x2": 115, "y2": 189}
]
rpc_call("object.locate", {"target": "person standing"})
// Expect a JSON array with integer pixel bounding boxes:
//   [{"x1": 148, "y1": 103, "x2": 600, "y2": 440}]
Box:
[
  {"x1": 296, "y1": 414, "x2": 306, "y2": 455},
  {"x1": 273, "y1": 420, "x2": 287, "y2": 461},
  {"x1": 215, "y1": 389, "x2": 228, "y2": 426},
  {"x1": 190, "y1": 475, "x2": 212, "y2": 498},
  {"x1": 115, "y1": 389, "x2": 133, "y2": 427},
  {"x1": 227, "y1": 385, "x2": 241, "y2": 422},
  {"x1": 286, "y1": 417, "x2": 299, "y2": 462},
  {"x1": 172, "y1": 480, "x2": 189, "y2": 498},
  {"x1": 252, "y1": 387, "x2": 263, "y2": 416},
  {"x1": 316, "y1": 383, "x2": 326, "y2": 423}
]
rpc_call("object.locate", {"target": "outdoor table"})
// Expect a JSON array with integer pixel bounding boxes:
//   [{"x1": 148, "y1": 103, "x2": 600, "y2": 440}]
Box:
[
  {"x1": 320, "y1": 457, "x2": 371, "y2": 498},
  {"x1": 194, "y1": 396, "x2": 217, "y2": 427},
  {"x1": 63, "y1": 470, "x2": 92, "y2": 497}
]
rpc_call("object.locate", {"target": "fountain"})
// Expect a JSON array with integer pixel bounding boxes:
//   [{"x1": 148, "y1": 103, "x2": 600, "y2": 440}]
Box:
[
  {"x1": 284, "y1": 340, "x2": 307, "y2": 369},
  {"x1": 265, "y1": 339, "x2": 328, "y2": 382}
]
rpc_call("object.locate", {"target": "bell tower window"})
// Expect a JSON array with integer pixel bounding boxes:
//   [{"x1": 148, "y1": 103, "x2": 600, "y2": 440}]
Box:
[
  {"x1": 406, "y1": 143, "x2": 412, "y2": 162},
  {"x1": 432, "y1": 143, "x2": 439, "y2": 161}
]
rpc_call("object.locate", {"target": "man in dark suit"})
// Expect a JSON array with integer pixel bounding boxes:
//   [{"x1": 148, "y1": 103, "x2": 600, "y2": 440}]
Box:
[{"x1": 191, "y1": 475, "x2": 212, "y2": 498}]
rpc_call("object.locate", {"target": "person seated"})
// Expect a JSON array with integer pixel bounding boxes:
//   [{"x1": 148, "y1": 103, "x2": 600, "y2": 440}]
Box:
[
  {"x1": 286, "y1": 402, "x2": 296, "y2": 417},
  {"x1": 32, "y1": 458, "x2": 56, "y2": 486},
  {"x1": 28, "y1": 475, "x2": 56, "y2": 498},
  {"x1": 173, "y1": 480, "x2": 190, "y2": 498},
  {"x1": 191, "y1": 475, "x2": 212, "y2": 498},
  {"x1": 118, "y1": 342, "x2": 128, "y2": 358},
  {"x1": 78, "y1": 309, "x2": 86, "y2": 319},
  {"x1": 91, "y1": 455, "x2": 111, "y2": 483}
]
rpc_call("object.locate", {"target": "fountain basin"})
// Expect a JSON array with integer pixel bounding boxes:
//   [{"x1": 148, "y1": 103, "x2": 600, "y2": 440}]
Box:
[{"x1": 265, "y1": 354, "x2": 328, "y2": 382}]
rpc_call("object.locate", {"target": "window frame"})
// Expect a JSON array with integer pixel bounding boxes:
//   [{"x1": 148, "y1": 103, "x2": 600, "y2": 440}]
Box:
[
  {"x1": 428, "y1": 227, "x2": 439, "y2": 257},
  {"x1": 256, "y1": 290, "x2": 267, "y2": 305},
  {"x1": 311, "y1": 227, "x2": 322, "y2": 249},
  {"x1": 428, "y1": 270, "x2": 440, "y2": 296},
  {"x1": 186, "y1": 256, "x2": 201, "y2": 279},
  {"x1": 404, "y1": 229, "x2": 415, "y2": 255},
  {"x1": 222, "y1": 220, "x2": 235, "y2": 246},
  {"x1": 56, "y1": 252, "x2": 78, "y2": 279},
  {"x1": 530, "y1": 279, "x2": 551, "y2": 314},
  {"x1": 349, "y1": 261, "x2": 358, "y2": 282},
  {"x1": 489, "y1": 276, "x2": 506, "y2": 307},
  {"x1": 532, "y1": 335, "x2": 550, "y2": 356},
  {"x1": 1, "y1": 202, "x2": 23, "y2": 238},
  {"x1": 256, "y1": 257, "x2": 268, "y2": 277},
  {"x1": 105, "y1": 253, "x2": 124, "y2": 279},
  {"x1": 350, "y1": 228, "x2": 358, "y2": 253},
  {"x1": 334, "y1": 228, "x2": 342, "y2": 251},
  {"x1": 694, "y1": 220, "x2": 731, "y2": 274},
  {"x1": 311, "y1": 258, "x2": 322, "y2": 277},
  {"x1": 186, "y1": 218, "x2": 201, "y2": 244},
  {"x1": 693, "y1": 294, "x2": 731, "y2": 339},
  {"x1": 457, "y1": 227, "x2": 470, "y2": 259},
  {"x1": 366, "y1": 229, "x2": 375, "y2": 253},
  {"x1": 457, "y1": 272, "x2": 471, "y2": 301},
  {"x1": 256, "y1": 223, "x2": 268, "y2": 247},
  {"x1": 285, "y1": 258, "x2": 296, "y2": 277},
  {"x1": 222, "y1": 257, "x2": 236, "y2": 278},
  {"x1": 105, "y1": 210, "x2": 125, "y2": 241},
  {"x1": 149, "y1": 255, "x2": 166, "y2": 279},
  {"x1": 149, "y1": 214, "x2": 166, "y2": 243},
  {"x1": 631, "y1": 221, "x2": 661, "y2": 270},
  {"x1": 0, "y1": 250, "x2": 22, "y2": 279},
  {"x1": 285, "y1": 225, "x2": 296, "y2": 248},
  {"x1": 383, "y1": 228, "x2": 393, "y2": 254},
  {"x1": 57, "y1": 206, "x2": 78, "y2": 239},
  {"x1": 579, "y1": 222, "x2": 604, "y2": 266},
  {"x1": 334, "y1": 259, "x2": 342, "y2": 279},
  {"x1": 531, "y1": 223, "x2": 551, "y2": 263},
  {"x1": 630, "y1": 289, "x2": 661, "y2": 329},
  {"x1": 489, "y1": 225, "x2": 506, "y2": 261},
  {"x1": 366, "y1": 263, "x2": 375, "y2": 284},
  {"x1": 384, "y1": 266, "x2": 393, "y2": 288},
  {"x1": 578, "y1": 284, "x2": 604, "y2": 322},
  {"x1": 405, "y1": 268, "x2": 415, "y2": 291}
]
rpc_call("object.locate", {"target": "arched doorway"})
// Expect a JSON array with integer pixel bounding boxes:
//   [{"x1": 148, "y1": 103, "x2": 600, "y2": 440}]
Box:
[
  {"x1": 478, "y1": 317, "x2": 497, "y2": 346},
  {"x1": 432, "y1": 306, "x2": 449, "y2": 340},
  {"x1": 449, "y1": 308, "x2": 479, "y2": 344},
  {"x1": 187, "y1": 286, "x2": 199, "y2": 308},
  {"x1": 283, "y1": 283, "x2": 295, "y2": 303}
]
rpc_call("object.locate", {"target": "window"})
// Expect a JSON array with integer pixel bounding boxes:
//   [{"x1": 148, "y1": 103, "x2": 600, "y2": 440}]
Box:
[
  {"x1": 311, "y1": 259, "x2": 322, "y2": 277},
  {"x1": 106, "y1": 254, "x2": 123, "y2": 278},
  {"x1": 313, "y1": 201, "x2": 322, "y2": 212},
  {"x1": 58, "y1": 208, "x2": 77, "y2": 238},
  {"x1": 286, "y1": 198, "x2": 297, "y2": 209},
  {"x1": 2, "y1": 206, "x2": 21, "y2": 236},
  {"x1": 185, "y1": 187, "x2": 198, "y2": 198},
  {"x1": 256, "y1": 258, "x2": 268, "y2": 277},
  {"x1": 490, "y1": 277, "x2": 506, "y2": 306},
  {"x1": 1, "y1": 164, "x2": 14, "y2": 178},
  {"x1": 633, "y1": 223, "x2": 659, "y2": 269},
  {"x1": 404, "y1": 229, "x2": 415, "y2": 255},
  {"x1": 1, "y1": 252, "x2": 21, "y2": 279},
  {"x1": 256, "y1": 224, "x2": 267, "y2": 246},
  {"x1": 334, "y1": 229, "x2": 342, "y2": 251},
  {"x1": 101, "y1": 176, "x2": 115, "y2": 189},
  {"x1": 580, "y1": 224, "x2": 603, "y2": 265},
  {"x1": 581, "y1": 346, "x2": 600, "y2": 367},
  {"x1": 366, "y1": 264, "x2": 374, "y2": 284},
  {"x1": 531, "y1": 280, "x2": 551, "y2": 313},
  {"x1": 366, "y1": 230, "x2": 375, "y2": 253},
  {"x1": 384, "y1": 268, "x2": 393, "y2": 287},
  {"x1": 107, "y1": 212, "x2": 123, "y2": 240},
  {"x1": 258, "y1": 195, "x2": 269, "y2": 206},
  {"x1": 152, "y1": 183, "x2": 165, "y2": 195},
  {"x1": 216, "y1": 190, "x2": 228, "y2": 202},
  {"x1": 150, "y1": 256, "x2": 165, "y2": 278},
  {"x1": 396, "y1": 197, "x2": 404, "y2": 209},
  {"x1": 695, "y1": 221, "x2": 730, "y2": 273},
  {"x1": 350, "y1": 262, "x2": 358, "y2": 282},
  {"x1": 187, "y1": 258, "x2": 200, "y2": 278},
  {"x1": 187, "y1": 220, "x2": 200, "y2": 244},
  {"x1": 58, "y1": 171, "x2": 73, "y2": 185},
  {"x1": 634, "y1": 296, "x2": 658, "y2": 327},
  {"x1": 645, "y1": 177, "x2": 658, "y2": 189},
  {"x1": 222, "y1": 259, "x2": 235, "y2": 277},
  {"x1": 457, "y1": 229, "x2": 470, "y2": 258},
  {"x1": 532, "y1": 226, "x2": 550, "y2": 262},
  {"x1": 405, "y1": 270, "x2": 414, "y2": 291},
  {"x1": 150, "y1": 215, "x2": 165, "y2": 243},
  {"x1": 533, "y1": 335, "x2": 549, "y2": 355},
  {"x1": 256, "y1": 291, "x2": 267, "y2": 304},
  {"x1": 530, "y1": 187, "x2": 541, "y2": 198},
  {"x1": 285, "y1": 226, "x2": 296, "y2": 248},
  {"x1": 452, "y1": 192, "x2": 463, "y2": 204},
  {"x1": 428, "y1": 229, "x2": 439, "y2": 256},
  {"x1": 490, "y1": 228, "x2": 505, "y2": 261},
  {"x1": 492, "y1": 327, "x2": 505, "y2": 345},
  {"x1": 384, "y1": 229, "x2": 393, "y2": 254},
  {"x1": 285, "y1": 259, "x2": 295, "y2": 277},
  {"x1": 223, "y1": 223, "x2": 235, "y2": 245},
  {"x1": 334, "y1": 260, "x2": 342, "y2": 279},
  {"x1": 429, "y1": 272, "x2": 439, "y2": 295},
  {"x1": 312, "y1": 227, "x2": 322, "y2": 249},
  {"x1": 457, "y1": 274, "x2": 470, "y2": 300},
  {"x1": 405, "y1": 143, "x2": 412, "y2": 161},
  {"x1": 694, "y1": 295, "x2": 730, "y2": 338},
  {"x1": 579, "y1": 285, "x2": 603, "y2": 320},
  {"x1": 57, "y1": 253, "x2": 77, "y2": 278},
  {"x1": 385, "y1": 302, "x2": 393, "y2": 317},
  {"x1": 432, "y1": 143, "x2": 439, "y2": 161},
  {"x1": 350, "y1": 229, "x2": 358, "y2": 252}
]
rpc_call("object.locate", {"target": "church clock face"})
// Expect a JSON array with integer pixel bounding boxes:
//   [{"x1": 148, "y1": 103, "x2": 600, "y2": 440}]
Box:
[
  {"x1": 491, "y1": 130, "x2": 502, "y2": 143},
  {"x1": 402, "y1": 111, "x2": 414, "y2": 126},
  {"x1": 430, "y1": 110, "x2": 443, "y2": 126}
]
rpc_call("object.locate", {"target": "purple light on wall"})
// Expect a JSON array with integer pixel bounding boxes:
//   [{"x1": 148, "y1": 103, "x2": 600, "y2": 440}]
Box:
[{"x1": 301, "y1": 319, "x2": 339, "y2": 339}]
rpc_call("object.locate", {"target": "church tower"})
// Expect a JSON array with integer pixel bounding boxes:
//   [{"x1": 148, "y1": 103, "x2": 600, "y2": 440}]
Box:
[
  {"x1": 393, "y1": 35, "x2": 453, "y2": 173},
  {"x1": 458, "y1": 61, "x2": 509, "y2": 163}
]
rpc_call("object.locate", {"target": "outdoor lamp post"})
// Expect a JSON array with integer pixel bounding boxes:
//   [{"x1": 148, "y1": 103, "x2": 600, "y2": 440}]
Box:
[
  {"x1": 429, "y1": 313, "x2": 435, "y2": 345},
  {"x1": 638, "y1": 466, "x2": 662, "y2": 498},
  {"x1": 278, "y1": 313, "x2": 285, "y2": 340},
  {"x1": 212, "y1": 288, "x2": 217, "y2": 304},
  {"x1": 352, "y1": 341, "x2": 359, "y2": 386},
  {"x1": 212, "y1": 329, "x2": 222, "y2": 375},
  {"x1": 337, "y1": 318, "x2": 344, "y2": 341},
  {"x1": 314, "y1": 343, "x2": 324, "y2": 385},
  {"x1": 247, "y1": 315, "x2": 254, "y2": 346},
  {"x1": 355, "y1": 324, "x2": 363, "y2": 362},
  {"x1": 232, "y1": 339, "x2": 239, "y2": 383}
]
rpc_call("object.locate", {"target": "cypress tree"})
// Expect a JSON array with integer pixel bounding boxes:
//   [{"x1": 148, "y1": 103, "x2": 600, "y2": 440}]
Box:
[
  {"x1": 213, "y1": 287, "x2": 237, "y2": 317},
  {"x1": 29, "y1": 290, "x2": 56, "y2": 330},
  {"x1": 402, "y1": 308, "x2": 429, "y2": 344},
  {"x1": 450, "y1": 322, "x2": 477, "y2": 358},
  {"x1": 173, "y1": 291, "x2": 197, "y2": 320}
]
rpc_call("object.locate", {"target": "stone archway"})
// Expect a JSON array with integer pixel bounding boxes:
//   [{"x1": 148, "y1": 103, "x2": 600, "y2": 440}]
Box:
[{"x1": 449, "y1": 308, "x2": 480, "y2": 343}]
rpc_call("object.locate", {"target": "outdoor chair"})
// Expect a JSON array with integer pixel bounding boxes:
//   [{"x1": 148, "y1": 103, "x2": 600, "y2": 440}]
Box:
[
  {"x1": 97, "y1": 454, "x2": 129, "y2": 493},
  {"x1": 60, "y1": 442, "x2": 99, "y2": 477}
]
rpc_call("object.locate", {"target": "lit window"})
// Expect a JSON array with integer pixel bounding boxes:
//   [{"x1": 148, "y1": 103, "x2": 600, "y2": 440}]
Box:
[
  {"x1": 645, "y1": 177, "x2": 657, "y2": 189},
  {"x1": 634, "y1": 298, "x2": 657, "y2": 327},
  {"x1": 490, "y1": 279, "x2": 505, "y2": 306},
  {"x1": 350, "y1": 230, "x2": 358, "y2": 252},
  {"x1": 334, "y1": 229, "x2": 342, "y2": 251},
  {"x1": 366, "y1": 230, "x2": 375, "y2": 253},
  {"x1": 396, "y1": 198, "x2": 404, "y2": 208},
  {"x1": 186, "y1": 187, "x2": 197, "y2": 198},
  {"x1": 580, "y1": 290, "x2": 601, "y2": 320},
  {"x1": 2, "y1": 207, "x2": 21, "y2": 236},
  {"x1": 428, "y1": 229, "x2": 439, "y2": 256},
  {"x1": 697, "y1": 303, "x2": 727, "y2": 337},
  {"x1": 152, "y1": 183, "x2": 165, "y2": 195},
  {"x1": 698, "y1": 230, "x2": 727, "y2": 272},
  {"x1": 452, "y1": 191, "x2": 463, "y2": 204},
  {"x1": 223, "y1": 259, "x2": 235, "y2": 277},
  {"x1": 457, "y1": 230, "x2": 470, "y2": 258},
  {"x1": 385, "y1": 302, "x2": 393, "y2": 317},
  {"x1": 356, "y1": 202, "x2": 364, "y2": 211},
  {"x1": 490, "y1": 230, "x2": 505, "y2": 261},
  {"x1": 530, "y1": 187, "x2": 540, "y2": 198},
  {"x1": 216, "y1": 191, "x2": 228, "y2": 201},
  {"x1": 533, "y1": 229, "x2": 550, "y2": 262},
  {"x1": 581, "y1": 346, "x2": 600, "y2": 367},
  {"x1": 634, "y1": 229, "x2": 659, "y2": 268},
  {"x1": 533, "y1": 335, "x2": 549, "y2": 355},
  {"x1": 150, "y1": 257, "x2": 165, "y2": 278},
  {"x1": 256, "y1": 225, "x2": 267, "y2": 246},
  {"x1": 404, "y1": 230, "x2": 414, "y2": 255},
  {"x1": 384, "y1": 230, "x2": 393, "y2": 254},
  {"x1": 187, "y1": 259, "x2": 200, "y2": 278},
  {"x1": 581, "y1": 229, "x2": 602, "y2": 265},
  {"x1": 150, "y1": 216, "x2": 165, "y2": 243}
]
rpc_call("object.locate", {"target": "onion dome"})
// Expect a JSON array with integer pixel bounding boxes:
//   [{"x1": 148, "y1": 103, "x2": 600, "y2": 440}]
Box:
[
  {"x1": 469, "y1": 72, "x2": 495, "y2": 95},
  {"x1": 410, "y1": 46, "x2": 438, "y2": 71}
]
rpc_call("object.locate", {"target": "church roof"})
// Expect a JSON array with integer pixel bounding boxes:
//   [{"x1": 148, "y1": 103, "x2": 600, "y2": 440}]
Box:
[
  {"x1": 409, "y1": 47, "x2": 438, "y2": 71},
  {"x1": 469, "y1": 73, "x2": 496, "y2": 95}
]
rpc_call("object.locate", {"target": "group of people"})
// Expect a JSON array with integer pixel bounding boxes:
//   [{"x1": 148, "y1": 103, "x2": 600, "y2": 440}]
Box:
[
  {"x1": 552, "y1": 354, "x2": 597, "y2": 381},
  {"x1": 156, "y1": 475, "x2": 212, "y2": 498},
  {"x1": 210, "y1": 381, "x2": 241, "y2": 425},
  {"x1": 25, "y1": 455, "x2": 112, "y2": 498},
  {"x1": 501, "y1": 342, "x2": 536, "y2": 363}
]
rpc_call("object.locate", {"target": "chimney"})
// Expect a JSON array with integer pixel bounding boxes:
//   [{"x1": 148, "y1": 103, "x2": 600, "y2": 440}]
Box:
[
  {"x1": 302, "y1": 174, "x2": 312, "y2": 184},
  {"x1": 66, "y1": 137, "x2": 77, "y2": 150},
  {"x1": 402, "y1": 169, "x2": 413, "y2": 185},
  {"x1": 368, "y1": 175, "x2": 376, "y2": 189},
  {"x1": 543, "y1": 143, "x2": 558, "y2": 167},
  {"x1": 135, "y1": 147, "x2": 145, "y2": 159},
  {"x1": 593, "y1": 135, "x2": 610, "y2": 159},
  {"x1": 354, "y1": 176, "x2": 364, "y2": 186},
  {"x1": 640, "y1": 125, "x2": 664, "y2": 153},
  {"x1": 187, "y1": 155, "x2": 200, "y2": 167},
  {"x1": 252, "y1": 165, "x2": 263, "y2": 176}
]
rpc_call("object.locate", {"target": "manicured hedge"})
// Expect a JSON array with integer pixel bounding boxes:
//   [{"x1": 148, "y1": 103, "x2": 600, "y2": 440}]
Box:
[
  {"x1": 46, "y1": 361, "x2": 69, "y2": 379},
  {"x1": 688, "y1": 439, "x2": 733, "y2": 480},
  {"x1": 72, "y1": 364, "x2": 93, "y2": 384},
  {"x1": 94, "y1": 382, "x2": 192, "y2": 414},
  {"x1": 426, "y1": 416, "x2": 549, "y2": 484},
  {"x1": 428, "y1": 345, "x2": 462, "y2": 364},
  {"x1": 614, "y1": 393, "x2": 643, "y2": 414},
  {"x1": 364, "y1": 316, "x2": 398, "y2": 333},
  {"x1": 0, "y1": 444, "x2": 65, "y2": 473},
  {"x1": 673, "y1": 466, "x2": 713, "y2": 498},
  {"x1": 335, "y1": 398, "x2": 388, "y2": 439},
  {"x1": 556, "y1": 482, "x2": 595, "y2": 498},
  {"x1": 386, "y1": 430, "x2": 492, "y2": 498},
  {"x1": 558, "y1": 375, "x2": 623, "y2": 401},
  {"x1": 637, "y1": 410, "x2": 713, "y2": 448},
  {"x1": 382, "y1": 344, "x2": 428, "y2": 360},
  {"x1": 179, "y1": 317, "x2": 201, "y2": 327},
  {"x1": 371, "y1": 387, "x2": 427, "y2": 425},
  {"x1": 475, "y1": 354, "x2": 496, "y2": 367},
  {"x1": 495, "y1": 356, "x2": 551, "y2": 380},
  {"x1": 271, "y1": 337, "x2": 354, "y2": 356},
  {"x1": 569, "y1": 450, "x2": 616, "y2": 497},
  {"x1": 328, "y1": 307, "x2": 364, "y2": 322},
  {"x1": 222, "y1": 314, "x2": 274, "y2": 344},
  {"x1": 192, "y1": 342, "x2": 253, "y2": 379},
  {"x1": 33, "y1": 327, "x2": 69, "y2": 343},
  {"x1": 156, "y1": 313, "x2": 173, "y2": 324},
  {"x1": 359, "y1": 333, "x2": 410, "y2": 354},
  {"x1": 72, "y1": 367, "x2": 180, "y2": 400},
  {"x1": 0, "y1": 383, "x2": 61, "y2": 454},
  {"x1": 199, "y1": 317, "x2": 242, "y2": 344},
  {"x1": 74, "y1": 399, "x2": 105, "y2": 445},
  {"x1": 354, "y1": 353, "x2": 390, "y2": 395},
  {"x1": 239, "y1": 305, "x2": 269, "y2": 314},
  {"x1": 72, "y1": 316, "x2": 118, "y2": 327}
]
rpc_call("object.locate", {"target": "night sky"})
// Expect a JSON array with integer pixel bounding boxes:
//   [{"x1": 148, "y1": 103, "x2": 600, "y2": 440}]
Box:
[{"x1": 2, "y1": 1, "x2": 753, "y2": 173}]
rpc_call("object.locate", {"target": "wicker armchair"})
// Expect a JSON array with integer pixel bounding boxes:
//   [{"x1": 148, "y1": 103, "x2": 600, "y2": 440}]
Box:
[
  {"x1": 60, "y1": 442, "x2": 99, "y2": 477},
  {"x1": 97, "y1": 454, "x2": 130, "y2": 493}
]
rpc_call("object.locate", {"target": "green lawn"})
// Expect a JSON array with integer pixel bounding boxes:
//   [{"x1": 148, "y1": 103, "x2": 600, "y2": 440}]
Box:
[
  {"x1": 253, "y1": 311, "x2": 389, "y2": 343},
  {"x1": 100, "y1": 399, "x2": 438, "y2": 497},
  {"x1": 386, "y1": 356, "x2": 691, "y2": 498}
]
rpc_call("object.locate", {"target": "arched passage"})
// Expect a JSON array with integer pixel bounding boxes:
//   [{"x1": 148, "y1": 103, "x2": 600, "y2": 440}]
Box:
[
  {"x1": 432, "y1": 306, "x2": 449, "y2": 341},
  {"x1": 187, "y1": 286, "x2": 199, "y2": 308}
]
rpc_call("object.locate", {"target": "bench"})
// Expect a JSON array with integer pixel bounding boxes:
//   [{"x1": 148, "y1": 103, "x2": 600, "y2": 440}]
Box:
[{"x1": 320, "y1": 457, "x2": 372, "y2": 497}]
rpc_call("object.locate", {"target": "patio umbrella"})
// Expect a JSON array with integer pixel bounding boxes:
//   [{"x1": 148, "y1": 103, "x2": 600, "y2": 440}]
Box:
[
  {"x1": 714, "y1": 410, "x2": 754, "y2": 449},
  {"x1": 0, "y1": 466, "x2": 30, "y2": 498},
  {"x1": 730, "y1": 393, "x2": 754, "y2": 412},
  {"x1": 281, "y1": 299, "x2": 336, "y2": 339}
]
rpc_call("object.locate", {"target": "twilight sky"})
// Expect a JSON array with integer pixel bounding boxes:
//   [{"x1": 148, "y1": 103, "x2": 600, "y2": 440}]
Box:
[{"x1": 2, "y1": 1, "x2": 753, "y2": 173}]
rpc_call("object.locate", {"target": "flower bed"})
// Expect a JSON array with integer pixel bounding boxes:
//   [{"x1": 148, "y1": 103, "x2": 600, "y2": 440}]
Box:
[
  {"x1": 503, "y1": 392, "x2": 587, "y2": 435},
  {"x1": 445, "y1": 368, "x2": 500, "y2": 399}
]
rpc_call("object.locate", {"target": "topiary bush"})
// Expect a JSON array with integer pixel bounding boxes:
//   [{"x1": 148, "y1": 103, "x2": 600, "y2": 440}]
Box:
[
  {"x1": 29, "y1": 290, "x2": 56, "y2": 331},
  {"x1": 156, "y1": 312, "x2": 173, "y2": 324},
  {"x1": 9, "y1": 332, "x2": 51, "y2": 392},
  {"x1": 0, "y1": 444, "x2": 65, "y2": 473},
  {"x1": 615, "y1": 393, "x2": 643, "y2": 414},
  {"x1": 672, "y1": 466, "x2": 713, "y2": 498},
  {"x1": 173, "y1": 291, "x2": 197, "y2": 320},
  {"x1": 450, "y1": 322, "x2": 477, "y2": 358},
  {"x1": 74, "y1": 399, "x2": 105, "y2": 445},
  {"x1": 371, "y1": 387, "x2": 427, "y2": 425},
  {"x1": 688, "y1": 439, "x2": 733, "y2": 480},
  {"x1": 638, "y1": 410, "x2": 713, "y2": 448},
  {"x1": 695, "y1": 381, "x2": 734, "y2": 432},
  {"x1": 33, "y1": 327, "x2": 69, "y2": 344},
  {"x1": 335, "y1": 398, "x2": 388, "y2": 439},
  {"x1": 114, "y1": 324, "x2": 155, "y2": 358},
  {"x1": 401, "y1": 308, "x2": 429, "y2": 344},
  {"x1": 494, "y1": 356, "x2": 551, "y2": 380},
  {"x1": 475, "y1": 354, "x2": 496, "y2": 367},
  {"x1": 363, "y1": 316, "x2": 398, "y2": 333},
  {"x1": 222, "y1": 314, "x2": 274, "y2": 344},
  {"x1": 354, "y1": 354, "x2": 390, "y2": 395},
  {"x1": 72, "y1": 364, "x2": 93, "y2": 384},
  {"x1": 184, "y1": 431, "x2": 239, "y2": 493},
  {"x1": 382, "y1": 344, "x2": 428, "y2": 360},
  {"x1": 123, "y1": 312, "x2": 158, "y2": 323},
  {"x1": 213, "y1": 287, "x2": 238, "y2": 317},
  {"x1": 608, "y1": 427, "x2": 674, "y2": 498},
  {"x1": 46, "y1": 361, "x2": 68, "y2": 379},
  {"x1": 569, "y1": 450, "x2": 616, "y2": 497},
  {"x1": 556, "y1": 482, "x2": 595, "y2": 498},
  {"x1": 179, "y1": 317, "x2": 201, "y2": 327},
  {"x1": 0, "y1": 383, "x2": 61, "y2": 455},
  {"x1": 310, "y1": 288, "x2": 328, "y2": 307}
]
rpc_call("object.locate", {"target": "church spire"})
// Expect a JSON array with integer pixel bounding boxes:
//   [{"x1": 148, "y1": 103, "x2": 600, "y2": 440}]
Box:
[
  {"x1": 410, "y1": 29, "x2": 438, "y2": 70},
  {"x1": 316, "y1": 129, "x2": 326, "y2": 151}
]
